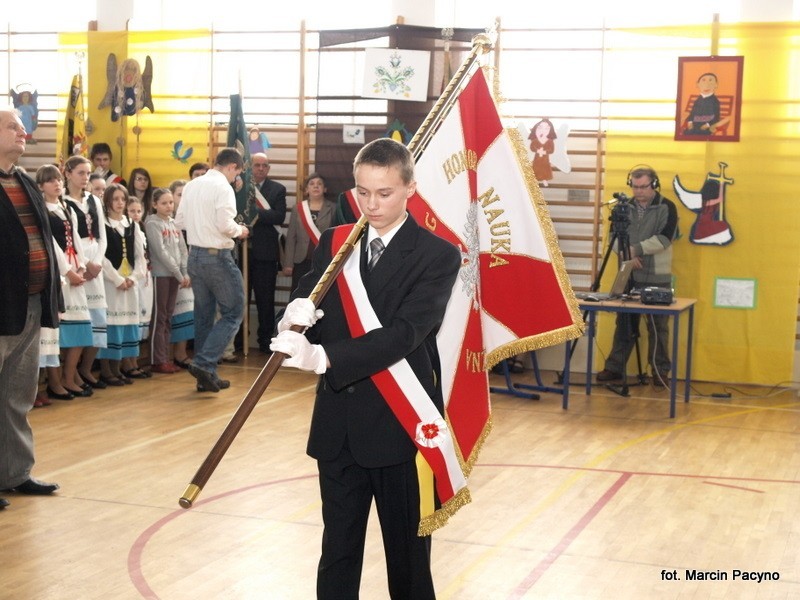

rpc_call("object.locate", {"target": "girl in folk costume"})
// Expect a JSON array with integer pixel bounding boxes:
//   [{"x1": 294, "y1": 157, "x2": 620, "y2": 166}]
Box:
[
  {"x1": 282, "y1": 172, "x2": 335, "y2": 293},
  {"x1": 35, "y1": 165, "x2": 93, "y2": 401},
  {"x1": 89, "y1": 172, "x2": 107, "y2": 199},
  {"x1": 62, "y1": 155, "x2": 109, "y2": 390},
  {"x1": 167, "y1": 179, "x2": 193, "y2": 368},
  {"x1": 97, "y1": 184, "x2": 147, "y2": 385},
  {"x1": 126, "y1": 197, "x2": 154, "y2": 367},
  {"x1": 127, "y1": 166, "x2": 154, "y2": 216},
  {"x1": 145, "y1": 188, "x2": 189, "y2": 373}
]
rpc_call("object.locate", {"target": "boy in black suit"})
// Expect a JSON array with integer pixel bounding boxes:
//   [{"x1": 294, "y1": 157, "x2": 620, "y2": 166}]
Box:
[{"x1": 271, "y1": 138, "x2": 460, "y2": 599}]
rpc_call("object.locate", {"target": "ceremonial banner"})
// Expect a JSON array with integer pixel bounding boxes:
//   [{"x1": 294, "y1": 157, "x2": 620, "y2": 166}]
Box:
[
  {"x1": 407, "y1": 67, "x2": 583, "y2": 474},
  {"x1": 226, "y1": 94, "x2": 254, "y2": 222},
  {"x1": 61, "y1": 73, "x2": 88, "y2": 162}
]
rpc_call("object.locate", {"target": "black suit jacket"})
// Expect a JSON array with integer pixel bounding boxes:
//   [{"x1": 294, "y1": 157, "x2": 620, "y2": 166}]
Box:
[
  {"x1": 0, "y1": 169, "x2": 63, "y2": 335},
  {"x1": 251, "y1": 178, "x2": 287, "y2": 262},
  {"x1": 296, "y1": 214, "x2": 460, "y2": 468}
]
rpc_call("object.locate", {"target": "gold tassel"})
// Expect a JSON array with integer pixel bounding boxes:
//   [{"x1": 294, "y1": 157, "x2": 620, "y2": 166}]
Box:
[
  {"x1": 119, "y1": 257, "x2": 132, "y2": 277},
  {"x1": 119, "y1": 234, "x2": 132, "y2": 277}
]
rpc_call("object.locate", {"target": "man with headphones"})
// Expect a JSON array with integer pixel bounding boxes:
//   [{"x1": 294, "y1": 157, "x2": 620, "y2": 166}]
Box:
[{"x1": 596, "y1": 165, "x2": 679, "y2": 386}]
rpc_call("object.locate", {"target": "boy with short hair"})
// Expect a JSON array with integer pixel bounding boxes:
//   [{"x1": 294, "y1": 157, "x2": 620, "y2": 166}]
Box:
[
  {"x1": 89, "y1": 142, "x2": 126, "y2": 187},
  {"x1": 271, "y1": 138, "x2": 460, "y2": 599}
]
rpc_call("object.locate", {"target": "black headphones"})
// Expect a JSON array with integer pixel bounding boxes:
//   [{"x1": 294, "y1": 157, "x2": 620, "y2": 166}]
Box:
[{"x1": 626, "y1": 164, "x2": 660, "y2": 190}]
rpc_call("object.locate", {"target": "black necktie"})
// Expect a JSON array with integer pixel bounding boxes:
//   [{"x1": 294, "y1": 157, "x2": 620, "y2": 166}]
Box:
[{"x1": 368, "y1": 238, "x2": 385, "y2": 271}]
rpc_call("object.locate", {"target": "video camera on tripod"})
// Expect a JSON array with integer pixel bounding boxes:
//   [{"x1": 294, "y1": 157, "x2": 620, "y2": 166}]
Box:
[{"x1": 608, "y1": 192, "x2": 634, "y2": 234}]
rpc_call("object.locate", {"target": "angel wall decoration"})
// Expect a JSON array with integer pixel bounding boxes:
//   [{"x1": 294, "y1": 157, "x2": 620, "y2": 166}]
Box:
[
  {"x1": 673, "y1": 162, "x2": 735, "y2": 245},
  {"x1": 523, "y1": 118, "x2": 571, "y2": 187},
  {"x1": 98, "y1": 54, "x2": 154, "y2": 122},
  {"x1": 10, "y1": 85, "x2": 39, "y2": 142},
  {"x1": 248, "y1": 127, "x2": 271, "y2": 154}
]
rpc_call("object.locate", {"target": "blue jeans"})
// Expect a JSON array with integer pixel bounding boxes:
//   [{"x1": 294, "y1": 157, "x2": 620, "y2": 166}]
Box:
[{"x1": 187, "y1": 247, "x2": 244, "y2": 375}]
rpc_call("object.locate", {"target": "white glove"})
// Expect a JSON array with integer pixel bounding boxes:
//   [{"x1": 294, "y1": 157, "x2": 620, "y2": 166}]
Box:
[
  {"x1": 278, "y1": 298, "x2": 324, "y2": 333},
  {"x1": 270, "y1": 330, "x2": 328, "y2": 374}
]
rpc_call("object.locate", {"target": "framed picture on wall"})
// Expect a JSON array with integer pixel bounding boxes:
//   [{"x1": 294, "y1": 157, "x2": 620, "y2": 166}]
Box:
[
  {"x1": 362, "y1": 48, "x2": 431, "y2": 102},
  {"x1": 675, "y1": 56, "x2": 744, "y2": 142}
]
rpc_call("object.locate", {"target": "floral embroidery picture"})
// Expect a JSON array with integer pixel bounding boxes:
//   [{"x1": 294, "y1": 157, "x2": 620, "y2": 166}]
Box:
[{"x1": 362, "y1": 48, "x2": 431, "y2": 102}]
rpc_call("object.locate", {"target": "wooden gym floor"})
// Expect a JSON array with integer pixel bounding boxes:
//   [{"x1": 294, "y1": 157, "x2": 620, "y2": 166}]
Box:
[{"x1": 2, "y1": 354, "x2": 798, "y2": 599}]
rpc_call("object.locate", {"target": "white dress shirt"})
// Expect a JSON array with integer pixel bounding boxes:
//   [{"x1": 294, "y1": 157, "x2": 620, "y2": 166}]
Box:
[
  {"x1": 365, "y1": 214, "x2": 407, "y2": 262},
  {"x1": 174, "y1": 168, "x2": 246, "y2": 249}
]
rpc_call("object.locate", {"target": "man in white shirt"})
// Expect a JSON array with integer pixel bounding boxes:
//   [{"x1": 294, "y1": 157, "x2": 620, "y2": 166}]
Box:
[{"x1": 175, "y1": 148, "x2": 249, "y2": 392}]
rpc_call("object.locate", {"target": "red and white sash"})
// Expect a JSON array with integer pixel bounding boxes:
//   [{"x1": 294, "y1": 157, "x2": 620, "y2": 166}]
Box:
[
  {"x1": 298, "y1": 200, "x2": 322, "y2": 246},
  {"x1": 254, "y1": 185, "x2": 284, "y2": 238},
  {"x1": 253, "y1": 185, "x2": 270, "y2": 211},
  {"x1": 342, "y1": 187, "x2": 362, "y2": 219},
  {"x1": 331, "y1": 226, "x2": 470, "y2": 535}
]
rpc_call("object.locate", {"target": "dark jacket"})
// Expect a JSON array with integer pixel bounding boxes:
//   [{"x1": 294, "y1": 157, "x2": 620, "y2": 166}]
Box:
[
  {"x1": 627, "y1": 193, "x2": 679, "y2": 287},
  {"x1": 0, "y1": 169, "x2": 63, "y2": 335},
  {"x1": 251, "y1": 178, "x2": 287, "y2": 262},
  {"x1": 296, "y1": 215, "x2": 460, "y2": 468}
]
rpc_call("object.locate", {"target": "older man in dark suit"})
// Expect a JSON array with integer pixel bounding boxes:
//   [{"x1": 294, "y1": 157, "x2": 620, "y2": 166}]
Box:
[
  {"x1": 271, "y1": 138, "x2": 460, "y2": 599},
  {"x1": 0, "y1": 107, "x2": 63, "y2": 508},
  {"x1": 249, "y1": 152, "x2": 286, "y2": 353}
]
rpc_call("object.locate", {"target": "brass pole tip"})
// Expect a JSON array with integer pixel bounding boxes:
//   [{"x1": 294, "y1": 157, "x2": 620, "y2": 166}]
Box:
[
  {"x1": 472, "y1": 33, "x2": 494, "y2": 52},
  {"x1": 179, "y1": 483, "x2": 201, "y2": 508}
]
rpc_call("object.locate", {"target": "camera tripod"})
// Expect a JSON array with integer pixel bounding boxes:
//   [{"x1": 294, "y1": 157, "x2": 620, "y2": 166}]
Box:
[{"x1": 557, "y1": 197, "x2": 647, "y2": 395}]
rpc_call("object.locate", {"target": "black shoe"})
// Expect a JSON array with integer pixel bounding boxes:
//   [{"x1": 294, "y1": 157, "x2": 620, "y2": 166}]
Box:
[
  {"x1": 189, "y1": 364, "x2": 220, "y2": 393},
  {"x1": 652, "y1": 372, "x2": 670, "y2": 387},
  {"x1": 46, "y1": 387, "x2": 75, "y2": 401},
  {"x1": 64, "y1": 385, "x2": 92, "y2": 398},
  {"x1": 596, "y1": 369, "x2": 622, "y2": 382},
  {"x1": 173, "y1": 358, "x2": 192, "y2": 369},
  {"x1": 88, "y1": 378, "x2": 107, "y2": 389},
  {"x1": 6, "y1": 477, "x2": 59, "y2": 495},
  {"x1": 197, "y1": 379, "x2": 231, "y2": 392},
  {"x1": 99, "y1": 375, "x2": 125, "y2": 387},
  {"x1": 116, "y1": 373, "x2": 133, "y2": 385},
  {"x1": 0, "y1": 497, "x2": 8, "y2": 508},
  {"x1": 507, "y1": 358, "x2": 524, "y2": 373},
  {"x1": 122, "y1": 368, "x2": 149, "y2": 380}
]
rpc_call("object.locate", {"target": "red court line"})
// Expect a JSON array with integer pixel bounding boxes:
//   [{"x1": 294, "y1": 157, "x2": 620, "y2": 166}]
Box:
[
  {"x1": 702, "y1": 480, "x2": 764, "y2": 493},
  {"x1": 508, "y1": 472, "x2": 633, "y2": 599},
  {"x1": 477, "y1": 462, "x2": 800, "y2": 486},
  {"x1": 128, "y1": 474, "x2": 316, "y2": 599}
]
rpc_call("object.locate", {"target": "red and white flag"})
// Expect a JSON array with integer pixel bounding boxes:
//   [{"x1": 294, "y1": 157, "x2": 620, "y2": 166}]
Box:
[{"x1": 407, "y1": 67, "x2": 583, "y2": 478}]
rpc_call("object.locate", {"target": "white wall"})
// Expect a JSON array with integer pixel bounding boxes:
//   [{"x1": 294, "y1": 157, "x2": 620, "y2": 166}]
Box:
[{"x1": 90, "y1": 0, "x2": 799, "y2": 31}]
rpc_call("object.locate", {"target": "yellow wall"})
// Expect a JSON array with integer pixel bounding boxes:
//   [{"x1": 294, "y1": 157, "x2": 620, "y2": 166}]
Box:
[
  {"x1": 59, "y1": 30, "x2": 213, "y2": 188},
  {"x1": 602, "y1": 22, "x2": 800, "y2": 384}
]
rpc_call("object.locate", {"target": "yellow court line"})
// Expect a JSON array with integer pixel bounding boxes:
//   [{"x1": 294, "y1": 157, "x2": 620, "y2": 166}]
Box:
[{"x1": 439, "y1": 399, "x2": 800, "y2": 598}]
